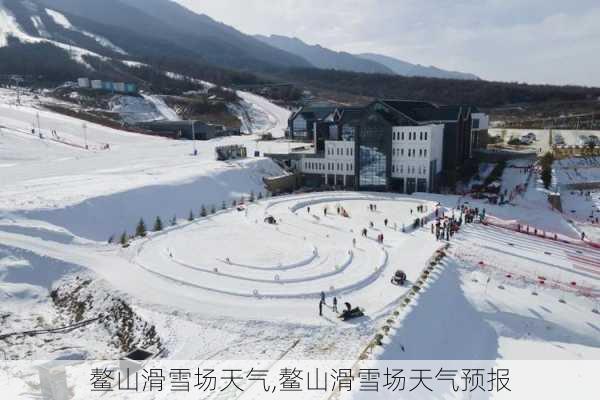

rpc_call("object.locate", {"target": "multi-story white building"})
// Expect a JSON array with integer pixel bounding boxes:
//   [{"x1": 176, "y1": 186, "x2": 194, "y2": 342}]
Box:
[
  {"x1": 389, "y1": 125, "x2": 444, "y2": 192},
  {"x1": 302, "y1": 124, "x2": 443, "y2": 193},
  {"x1": 294, "y1": 99, "x2": 485, "y2": 193}
]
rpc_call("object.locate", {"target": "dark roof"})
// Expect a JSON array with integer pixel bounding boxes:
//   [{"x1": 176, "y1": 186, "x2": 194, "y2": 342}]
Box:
[
  {"x1": 378, "y1": 100, "x2": 472, "y2": 123},
  {"x1": 290, "y1": 105, "x2": 337, "y2": 122},
  {"x1": 379, "y1": 100, "x2": 438, "y2": 122},
  {"x1": 334, "y1": 107, "x2": 364, "y2": 123}
]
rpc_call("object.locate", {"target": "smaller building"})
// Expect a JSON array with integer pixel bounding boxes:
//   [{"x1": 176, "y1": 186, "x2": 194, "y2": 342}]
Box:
[
  {"x1": 136, "y1": 120, "x2": 229, "y2": 140},
  {"x1": 215, "y1": 144, "x2": 247, "y2": 161},
  {"x1": 125, "y1": 83, "x2": 137, "y2": 94},
  {"x1": 287, "y1": 103, "x2": 338, "y2": 141},
  {"x1": 77, "y1": 78, "x2": 90, "y2": 88},
  {"x1": 471, "y1": 111, "x2": 490, "y2": 149},
  {"x1": 91, "y1": 80, "x2": 103, "y2": 89},
  {"x1": 114, "y1": 82, "x2": 126, "y2": 93}
]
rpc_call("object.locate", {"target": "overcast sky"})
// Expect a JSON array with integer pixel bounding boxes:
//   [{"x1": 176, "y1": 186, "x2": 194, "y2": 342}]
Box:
[{"x1": 175, "y1": 0, "x2": 600, "y2": 87}]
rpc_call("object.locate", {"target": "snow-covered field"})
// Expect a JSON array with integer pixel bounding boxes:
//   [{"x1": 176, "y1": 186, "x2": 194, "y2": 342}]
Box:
[{"x1": 552, "y1": 156, "x2": 600, "y2": 241}]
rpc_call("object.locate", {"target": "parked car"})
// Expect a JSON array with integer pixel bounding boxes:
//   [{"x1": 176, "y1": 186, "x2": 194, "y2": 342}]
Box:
[
  {"x1": 554, "y1": 134, "x2": 565, "y2": 145},
  {"x1": 519, "y1": 135, "x2": 533, "y2": 145},
  {"x1": 588, "y1": 135, "x2": 600, "y2": 146},
  {"x1": 524, "y1": 132, "x2": 537, "y2": 141},
  {"x1": 577, "y1": 135, "x2": 591, "y2": 146}
]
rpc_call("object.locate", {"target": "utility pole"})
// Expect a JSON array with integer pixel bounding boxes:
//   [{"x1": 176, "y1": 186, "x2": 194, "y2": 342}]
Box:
[
  {"x1": 191, "y1": 120, "x2": 197, "y2": 156},
  {"x1": 83, "y1": 123, "x2": 88, "y2": 149},
  {"x1": 10, "y1": 75, "x2": 23, "y2": 105},
  {"x1": 36, "y1": 112, "x2": 42, "y2": 138}
]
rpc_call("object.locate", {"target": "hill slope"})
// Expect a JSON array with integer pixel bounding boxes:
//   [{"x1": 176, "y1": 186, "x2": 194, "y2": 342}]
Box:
[{"x1": 4, "y1": 0, "x2": 312, "y2": 71}]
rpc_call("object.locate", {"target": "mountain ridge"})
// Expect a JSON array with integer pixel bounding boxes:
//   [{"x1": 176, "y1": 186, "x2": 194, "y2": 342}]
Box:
[
  {"x1": 255, "y1": 34, "x2": 395, "y2": 75},
  {"x1": 358, "y1": 52, "x2": 480, "y2": 81}
]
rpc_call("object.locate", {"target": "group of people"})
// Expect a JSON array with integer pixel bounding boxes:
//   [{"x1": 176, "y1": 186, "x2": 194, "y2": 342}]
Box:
[
  {"x1": 431, "y1": 205, "x2": 483, "y2": 241},
  {"x1": 336, "y1": 205, "x2": 350, "y2": 218},
  {"x1": 433, "y1": 218, "x2": 456, "y2": 241},
  {"x1": 368, "y1": 204, "x2": 378, "y2": 212},
  {"x1": 462, "y1": 205, "x2": 484, "y2": 224},
  {"x1": 319, "y1": 291, "x2": 351, "y2": 316},
  {"x1": 414, "y1": 204, "x2": 427, "y2": 213}
]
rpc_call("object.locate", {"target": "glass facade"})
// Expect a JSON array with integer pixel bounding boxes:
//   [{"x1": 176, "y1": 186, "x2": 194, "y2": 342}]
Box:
[{"x1": 358, "y1": 114, "x2": 390, "y2": 188}]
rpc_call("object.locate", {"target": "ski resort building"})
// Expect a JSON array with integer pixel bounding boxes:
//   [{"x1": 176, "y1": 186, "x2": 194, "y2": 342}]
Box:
[
  {"x1": 135, "y1": 120, "x2": 236, "y2": 140},
  {"x1": 289, "y1": 99, "x2": 484, "y2": 193}
]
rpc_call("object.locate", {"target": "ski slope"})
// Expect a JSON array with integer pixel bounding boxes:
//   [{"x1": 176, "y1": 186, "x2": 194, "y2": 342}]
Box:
[{"x1": 0, "y1": 88, "x2": 288, "y2": 215}]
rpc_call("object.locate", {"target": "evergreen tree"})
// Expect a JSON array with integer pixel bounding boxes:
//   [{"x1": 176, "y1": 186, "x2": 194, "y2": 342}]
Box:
[
  {"x1": 210, "y1": 204, "x2": 216, "y2": 214},
  {"x1": 257, "y1": 192, "x2": 263, "y2": 200},
  {"x1": 107, "y1": 235, "x2": 114, "y2": 244},
  {"x1": 188, "y1": 210, "x2": 195, "y2": 221},
  {"x1": 249, "y1": 191, "x2": 255, "y2": 202},
  {"x1": 541, "y1": 168, "x2": 552, "y2": 189},
  {"x1": 240, "y1": 195, "x2": 245, "y2": 205},
  {"x1": 232, "y1": 199, "x2": 237, "y2": 207},
  {"x1": 200, "y1": 205, "x2": 207, "y2": 217},
  {"x1": 171, "y1": 215, "x2": 177, "y2": 226},
  {"x1": 222, "y1": 200, "x2": 227, "y2": 210},
  {"x1": 119, "y1": 231, "x2": 128, "y2": 246},
  {"x1": 154, "y1": 216, "x2": 163, "y2": 231},
  {"x1": 136, "y1": 218, "x2": 147, "y2": 237}
]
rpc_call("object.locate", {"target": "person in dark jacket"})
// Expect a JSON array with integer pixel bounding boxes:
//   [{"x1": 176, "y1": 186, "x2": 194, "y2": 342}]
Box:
[
  {"x1": 333, "y1": 297, "x2": 338, "y2": 313},
  {"x1": 319, "y1": 300, "x2": 323, "y2": 316}
]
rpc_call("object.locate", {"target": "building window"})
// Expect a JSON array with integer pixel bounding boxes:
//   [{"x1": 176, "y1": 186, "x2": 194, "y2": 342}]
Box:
[
  {"x1": 359, "y1": 118, "x2": 388, "y2": 187},
  {"x1": 425, "y1": 132, "x2": 428, "y2": 140}
]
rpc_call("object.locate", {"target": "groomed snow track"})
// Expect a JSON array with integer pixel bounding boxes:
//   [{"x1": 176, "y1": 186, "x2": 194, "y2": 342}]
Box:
[{"x1": 131, "y1": 193, "x2": 435, "y2": 302}]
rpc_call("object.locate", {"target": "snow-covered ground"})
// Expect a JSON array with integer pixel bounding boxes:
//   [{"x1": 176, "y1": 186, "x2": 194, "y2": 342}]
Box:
[
  {"x1": 1, "y1": 191, "x2": 439, "y2": 360},
  {"x1": 140, "y1": 94, "x2": 181, "y2": 122},
  {"x1": 2, "y1": 81, "x2": 600, "y2": 399},
  {"x1": 235, "y1": 91, "x2": 291, "y2": 138},
  {"x1": 108, "y1": 95, "x2": 175, "y2": 124},
  {"x1": 553, "y1": 156, "x2": 600, "y2": 241}
]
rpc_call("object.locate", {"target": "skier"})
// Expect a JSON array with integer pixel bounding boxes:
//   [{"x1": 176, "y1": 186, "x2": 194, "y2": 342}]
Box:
[
  {"x1": 319, "y1": 300, "x2": 323, "y2": 316},
  {"x1": 320, "y1": 291, "x2": 326, "y2": 304},
  {"x1": 384, "y1": 219, "x2": 388, "y2": 227},
  {"x1": 333, "y1": 297, "x2": 338, "y2": 313},
  {"x1": 582, "y1": 232, "x2": 586, "y2": 241},
  {"x1": 352, "y1": 238, "x2": 357, "y2": 247},
  {"x1": 307, "y1": 206, "x2": 311, "y2": 214}
]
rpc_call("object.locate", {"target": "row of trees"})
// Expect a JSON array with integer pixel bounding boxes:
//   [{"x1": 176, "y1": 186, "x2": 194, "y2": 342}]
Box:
[
  {"x1": 110, "y1": 191, "x2": 266, "y2": 247},
  {"x1": 273, "y1": 67, "x2": 600, "y2": 109}
]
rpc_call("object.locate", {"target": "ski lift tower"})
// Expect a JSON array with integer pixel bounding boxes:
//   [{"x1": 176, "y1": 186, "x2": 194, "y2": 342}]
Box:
[{"x1": 10, "y1": 75, "x2": 24, "y2": 105}]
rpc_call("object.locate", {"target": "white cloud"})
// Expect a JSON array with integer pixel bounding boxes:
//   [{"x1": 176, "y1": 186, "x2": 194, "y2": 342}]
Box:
[{"x1": 175, "y1": 0, "x2": 600, "y2": 86}]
